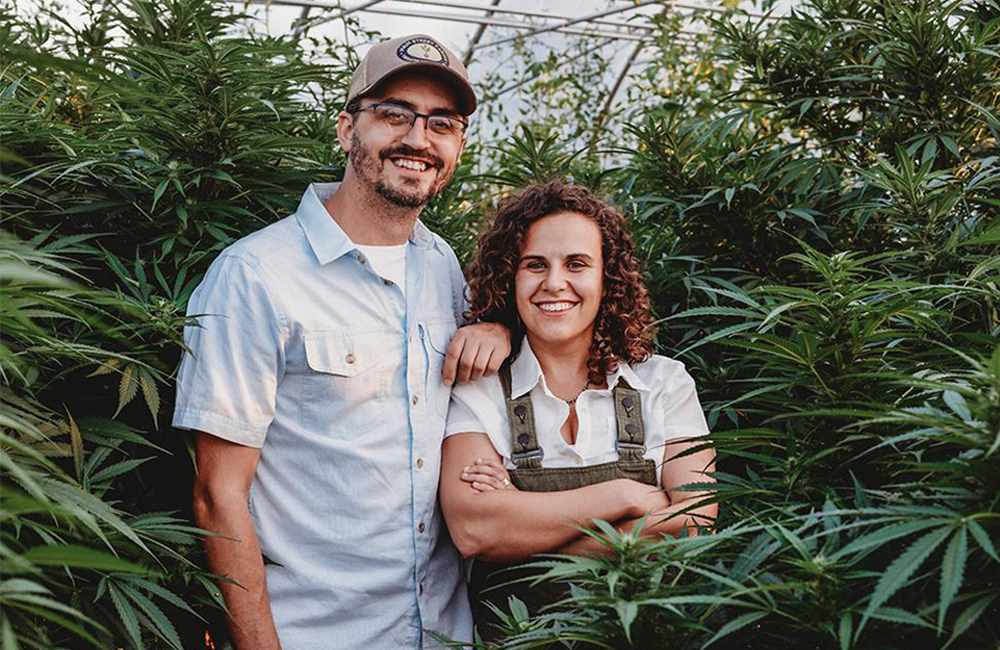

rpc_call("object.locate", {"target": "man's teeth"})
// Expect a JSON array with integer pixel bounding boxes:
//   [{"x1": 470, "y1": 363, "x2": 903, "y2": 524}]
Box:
[
  {"x1": 539, "y1": 302, "x2": 575, "y2": 312},
  {"x1": 392, "y1": 158, "x2": 428, "y2": 171}
]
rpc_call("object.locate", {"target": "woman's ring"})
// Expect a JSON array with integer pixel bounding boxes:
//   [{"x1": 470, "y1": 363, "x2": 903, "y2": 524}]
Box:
[{"x1": 501, "y1": 477, "x2": 510, "y2": 487}]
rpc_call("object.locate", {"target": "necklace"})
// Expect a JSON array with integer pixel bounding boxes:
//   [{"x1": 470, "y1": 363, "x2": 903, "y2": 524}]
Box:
[{"x1": 565, "y1": 381, "x2": 591, "y2": 406}]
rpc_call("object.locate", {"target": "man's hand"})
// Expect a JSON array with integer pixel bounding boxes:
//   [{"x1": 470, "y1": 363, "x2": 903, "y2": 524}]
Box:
[{"x1": 442, "y1": 322, "x2": 511, "y2": 385}]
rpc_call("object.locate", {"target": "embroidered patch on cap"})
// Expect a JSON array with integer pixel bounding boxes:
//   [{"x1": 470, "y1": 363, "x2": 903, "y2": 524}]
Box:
[{"x1": 396, "y1": 37, "x2": 449, "y2": 66}]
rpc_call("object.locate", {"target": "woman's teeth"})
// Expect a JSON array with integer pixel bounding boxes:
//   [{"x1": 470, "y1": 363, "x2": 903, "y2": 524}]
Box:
[
  {"x1": 539, "y1": 302, "x2": 575, "y2": 312},
  {"x1": 392, "y1": 158, "x2": 428, "y2": 171}
]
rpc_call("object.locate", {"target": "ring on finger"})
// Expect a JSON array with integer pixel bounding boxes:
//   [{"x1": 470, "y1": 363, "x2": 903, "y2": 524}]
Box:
[{"x1": 500, "y1": 477, "x2": 510, "y2": 487}]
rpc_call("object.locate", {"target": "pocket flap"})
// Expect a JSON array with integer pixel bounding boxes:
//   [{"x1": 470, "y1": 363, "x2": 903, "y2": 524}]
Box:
[
  {"x1": 424, "y1": 319, "x2": 457, "y2": 356},
  {"x1": 304, "y1": 331, "x2": 384, "y2": 376}
]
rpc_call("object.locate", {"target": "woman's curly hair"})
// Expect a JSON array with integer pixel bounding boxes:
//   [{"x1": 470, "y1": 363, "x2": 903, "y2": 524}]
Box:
[{"x1": 465, "y1": 180, "x2": 656, "y2": 386}]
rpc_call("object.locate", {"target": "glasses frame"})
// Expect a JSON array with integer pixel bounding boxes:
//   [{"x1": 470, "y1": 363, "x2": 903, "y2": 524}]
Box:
[{"x1": 356, "y1": 102, "x2": 469, "y2": 137}]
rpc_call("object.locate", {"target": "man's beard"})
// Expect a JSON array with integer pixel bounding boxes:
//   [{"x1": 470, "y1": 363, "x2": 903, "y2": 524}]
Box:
[{"x1": 349, "y1": 132, "x2": 453, "y2": 209}]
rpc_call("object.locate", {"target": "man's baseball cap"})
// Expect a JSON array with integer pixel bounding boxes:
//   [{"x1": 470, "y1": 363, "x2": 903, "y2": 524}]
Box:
[{"x1": 347, "y1": 34, "x2": 477, "y2": 116}]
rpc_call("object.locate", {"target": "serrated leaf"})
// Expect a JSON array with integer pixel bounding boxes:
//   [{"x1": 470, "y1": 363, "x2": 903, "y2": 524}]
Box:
[
  {"x1": 839, "y1": 612, "x2": 852, "y2": 650},
  {"x1": 108, "y1": 583, "x2": 142, "y2": 649},
  {"x1": 938, "y1": 527, "x2": 967, "y2": 630},
  {"x1": 942, "y1": 595, "x2": 996, "y2": 650},
  {"x1": 67, "y1": 410, "x2": 83, "y2": 482},
  {"x1": 115, "y1": 363, "x2": 139, "y2": 417},
  {"x1": 21, "y1": 544, "x2": 152, "y2": 573},
  {"x1": 702, "y1": 611, "x2": 768, "y2": 648},
  {"x1": 942, "y1": 391, "x2": 972, "y2": 423},
  {"x1": 616, "y1": 601, "x2": 638, "y2": 644},
  {"x1": 89, "y1": 457, "x2": 152, "y2": 485},
  {"x1": 151, "y1": 178, "x2": 169, "y2": 212},
  {"x1": 120, "y1": 583, "x2": 184, "y2": 650},
  {"x1": 967, "y1": 520, "x2": 999, "y2": 562},
  {"x1": 138, "y1": 367, "x2": 160, "y2": 424},
  {"x1": 861, "y1": 527, "x2": 951, "y2": 632},
  {"x1": 86, "y1": 358, "x2": 120, "y2": 377}
]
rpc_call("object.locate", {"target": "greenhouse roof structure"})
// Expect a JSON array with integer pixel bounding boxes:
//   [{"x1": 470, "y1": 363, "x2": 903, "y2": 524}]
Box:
[{"x1": 228, "y1": 1, "x2": 793, "y2": 119}]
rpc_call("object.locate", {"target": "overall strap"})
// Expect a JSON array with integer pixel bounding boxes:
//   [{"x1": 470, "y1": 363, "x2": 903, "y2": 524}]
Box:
[
  {"x1": 500, "y1": 365, "x2": 543, "y2": 469},
  {"x1": 613, "y1": 377, "x2": 646, "y2": 461}
]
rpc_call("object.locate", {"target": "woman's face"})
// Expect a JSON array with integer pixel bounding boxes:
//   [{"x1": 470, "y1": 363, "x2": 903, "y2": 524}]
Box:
[{"x1": 515, "y1": 211, "x2": 604, "y2": 350}]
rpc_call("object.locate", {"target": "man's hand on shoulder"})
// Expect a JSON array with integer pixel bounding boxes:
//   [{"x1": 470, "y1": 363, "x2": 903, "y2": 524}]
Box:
[{"x1": 442, "y1": 322, "x2": 511, "y2": 385}]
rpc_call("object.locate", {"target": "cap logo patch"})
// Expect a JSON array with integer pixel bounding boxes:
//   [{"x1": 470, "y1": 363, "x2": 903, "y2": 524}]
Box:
[{"x1": 397, "y1": 37, "x2": 449, "y2": 66}]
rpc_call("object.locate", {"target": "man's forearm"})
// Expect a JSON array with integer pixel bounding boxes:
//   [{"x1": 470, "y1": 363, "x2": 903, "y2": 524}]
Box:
[{"x1": 196, "y1": 498, "x2": 282, "y2": 650}]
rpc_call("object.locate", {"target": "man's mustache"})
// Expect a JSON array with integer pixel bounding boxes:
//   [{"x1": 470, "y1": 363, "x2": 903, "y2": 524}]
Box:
[{"x1": 380, "y1": 145, "x2": 444, "y2": 170}]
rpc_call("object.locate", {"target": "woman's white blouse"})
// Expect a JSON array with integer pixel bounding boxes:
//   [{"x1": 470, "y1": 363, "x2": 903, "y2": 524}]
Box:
[{"x1": 444, "y1": 341, "x2": 710, "y2": 470}]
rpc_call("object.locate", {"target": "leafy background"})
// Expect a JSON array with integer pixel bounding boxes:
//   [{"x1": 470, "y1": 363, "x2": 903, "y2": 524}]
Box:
[{"x1": 1, "y1": 0, "x2": 997, "y2": 648}]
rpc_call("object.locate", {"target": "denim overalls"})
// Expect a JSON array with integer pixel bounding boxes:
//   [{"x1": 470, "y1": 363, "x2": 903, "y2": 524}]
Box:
[{"x1": 469, "y1": 365, "x2": 660, "y2": 641}]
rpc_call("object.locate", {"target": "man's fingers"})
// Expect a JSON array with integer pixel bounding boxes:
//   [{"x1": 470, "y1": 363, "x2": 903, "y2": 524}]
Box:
[
  {"x1": 467, "y1": 345, "x2": 494, "y2": 383},
  {"x1": 456, "y1": 340, "x2": 481, "y2": 384},
  {"x1": 483, "y1": 346, "x2": 504, "y2": 376},
  {"x1": 442, "y1": 334, "x2": 467, "y2": 386}
]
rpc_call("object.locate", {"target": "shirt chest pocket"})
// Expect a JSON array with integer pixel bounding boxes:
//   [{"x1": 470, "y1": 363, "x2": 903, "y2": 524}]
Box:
[
  {"x1": 420, "y1": 319, "x2": 457, "y2": 418},
  {"x1": 301, "y1": 331, "x2": 389, "y2": 437}
]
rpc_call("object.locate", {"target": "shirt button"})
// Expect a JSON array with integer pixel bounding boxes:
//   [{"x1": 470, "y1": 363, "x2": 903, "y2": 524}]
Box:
[
  {"x1": 383, "y1": 279, "x2": 393, "y2": 287},
  {"x1": 357, "y1": 254, "x2": 366, "y2": 264},
  {"x1": 416, "y1": 458, "x2": 424, "y2": 469},
  {"x1": 418, "y1": 582, "x2": 424, "y2": 595},
  {"x1": 418, "y1": 522, "x2": 425, "y2": 533},
  {"x1": 412, "y1": 395, "x2": 419, "y2": 406},
  {"x1": 345, "y1": 354, "x2": 356, "y2": 365}
]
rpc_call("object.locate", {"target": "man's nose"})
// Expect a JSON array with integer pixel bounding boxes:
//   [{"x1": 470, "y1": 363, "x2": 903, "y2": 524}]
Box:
[{"x1": 400, "y1": 118, "x2": 432, "y2": 149}]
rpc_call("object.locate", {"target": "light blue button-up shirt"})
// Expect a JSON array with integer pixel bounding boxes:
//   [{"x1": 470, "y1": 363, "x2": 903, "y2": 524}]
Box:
[{"x1": 173, "y1": 184, "x2": 472, "y2": 649}]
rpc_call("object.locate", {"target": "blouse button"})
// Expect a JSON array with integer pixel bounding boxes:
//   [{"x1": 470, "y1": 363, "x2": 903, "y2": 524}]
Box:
[{"x1": 345, "y1": 354, "x2": 356, "y2": 365}]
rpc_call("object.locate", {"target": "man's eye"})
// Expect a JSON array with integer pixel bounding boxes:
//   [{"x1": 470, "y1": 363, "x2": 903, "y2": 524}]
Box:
[
  {"x1": 380, "y1": 108, "x2": 410, "y2": 124},
  {"x1": 428, "y1": 118, "x2": 459, "y2": 134}
]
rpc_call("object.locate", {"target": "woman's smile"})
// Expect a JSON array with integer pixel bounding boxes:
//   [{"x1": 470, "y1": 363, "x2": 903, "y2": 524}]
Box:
[{"x1": 515, "y1": 211, "x2": 603, "y2": 351}]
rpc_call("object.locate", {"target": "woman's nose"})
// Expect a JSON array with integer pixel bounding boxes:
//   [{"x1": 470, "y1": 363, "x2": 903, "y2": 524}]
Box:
[{"x1": 541, "y1": 267, "x2": 568, "y2": 292}]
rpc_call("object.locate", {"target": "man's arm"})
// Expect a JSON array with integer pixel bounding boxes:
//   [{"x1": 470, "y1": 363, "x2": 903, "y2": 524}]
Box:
[
  {"x1": 442, "y1": 322, "x2": 510, "y2": 385},
  {"x1": 440, "y1": 433, "x2": 669, "y2": 562},
  {"x1": 192, "y1": 432, "x2": 282, "y2": 650}
]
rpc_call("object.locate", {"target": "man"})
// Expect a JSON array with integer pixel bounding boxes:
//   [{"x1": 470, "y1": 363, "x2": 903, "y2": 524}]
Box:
[{"x1": 173, "y1": 34, "x2": 508, "y2": 649}]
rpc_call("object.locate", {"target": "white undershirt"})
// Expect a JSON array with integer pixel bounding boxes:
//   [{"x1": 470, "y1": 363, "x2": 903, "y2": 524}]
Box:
[{"x1": 354, "y1": 242, "x2": 408, "y2": 294}]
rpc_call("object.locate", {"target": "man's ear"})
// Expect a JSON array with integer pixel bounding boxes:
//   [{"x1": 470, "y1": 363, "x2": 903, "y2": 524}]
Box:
[{"x1": 337, "y1": 111, "x2": 355, "y2": 153}]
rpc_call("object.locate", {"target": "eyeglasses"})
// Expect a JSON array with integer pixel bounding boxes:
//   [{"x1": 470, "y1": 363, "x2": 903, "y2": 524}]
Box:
[{"x1": 358, "y1": 102, "x2": 469, "y2": 138}]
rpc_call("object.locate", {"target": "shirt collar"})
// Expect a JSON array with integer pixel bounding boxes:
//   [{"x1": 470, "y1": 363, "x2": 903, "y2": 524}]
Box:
[
  {"x1": 508, "y1": 338, "x2": 652, "y2": 397},
  {"x1": 295, "y1": 183, "x2": 444, "y2": 265},
  {"x1": 509, "y1": 339, "x2": 545, "y2": 398}
]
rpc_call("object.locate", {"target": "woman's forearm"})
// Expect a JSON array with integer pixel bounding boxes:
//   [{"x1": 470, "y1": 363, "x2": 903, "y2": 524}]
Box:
[
  {"x1": 446, "y1": 478, "x2": 665, "y2": 562},
  {"x1": 552, "y1": 496, "x2": 718, "y2": 557}
]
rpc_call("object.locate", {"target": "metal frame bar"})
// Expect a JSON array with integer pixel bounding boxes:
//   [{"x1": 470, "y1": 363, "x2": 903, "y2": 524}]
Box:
[
  {"x1": 359, "y1": 6, "x2": 652, "y2": 41},
  {"x1": 475, "y1": 0, "x2": 664, "y2": 50},
  {"x1": 236, "y1": 0, "x2": 652, "y2": 42},
  {"x1": 462, "y1": 0, "x2": 501, "y2": 66},
  {"x1": 392, "y1": 0, "x2": 655, "y2": 32}
]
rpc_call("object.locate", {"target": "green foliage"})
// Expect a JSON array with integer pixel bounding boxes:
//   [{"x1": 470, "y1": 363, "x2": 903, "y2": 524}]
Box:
[{"x1": 2, "y1": 0, "x2": 997, "y2": 648}]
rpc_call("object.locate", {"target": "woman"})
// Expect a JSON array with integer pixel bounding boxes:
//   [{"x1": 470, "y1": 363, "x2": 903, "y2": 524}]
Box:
[{"x1": 439, "y1": 180, "x2": 716, "y2": 640}]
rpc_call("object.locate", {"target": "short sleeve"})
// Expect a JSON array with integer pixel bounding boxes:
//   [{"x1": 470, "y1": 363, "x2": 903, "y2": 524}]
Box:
[
  {"x1": 172, "y1": 254, "x2": 285, "y2": 448},
  {"x1": 444, "y1": 375, "x2": 512, "y2": 461},
  {"x1": 660, "y1": 363, "x2": 710, "y2": 440}
]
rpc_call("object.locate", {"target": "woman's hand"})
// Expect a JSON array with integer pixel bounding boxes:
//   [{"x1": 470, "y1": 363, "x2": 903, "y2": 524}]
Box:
[
  {"x1": 617, "y1": 478, "x2": 670, "y2": 518},
  {"x1": 461, "y1": 458, "x2": 517, "y2": 492}
]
